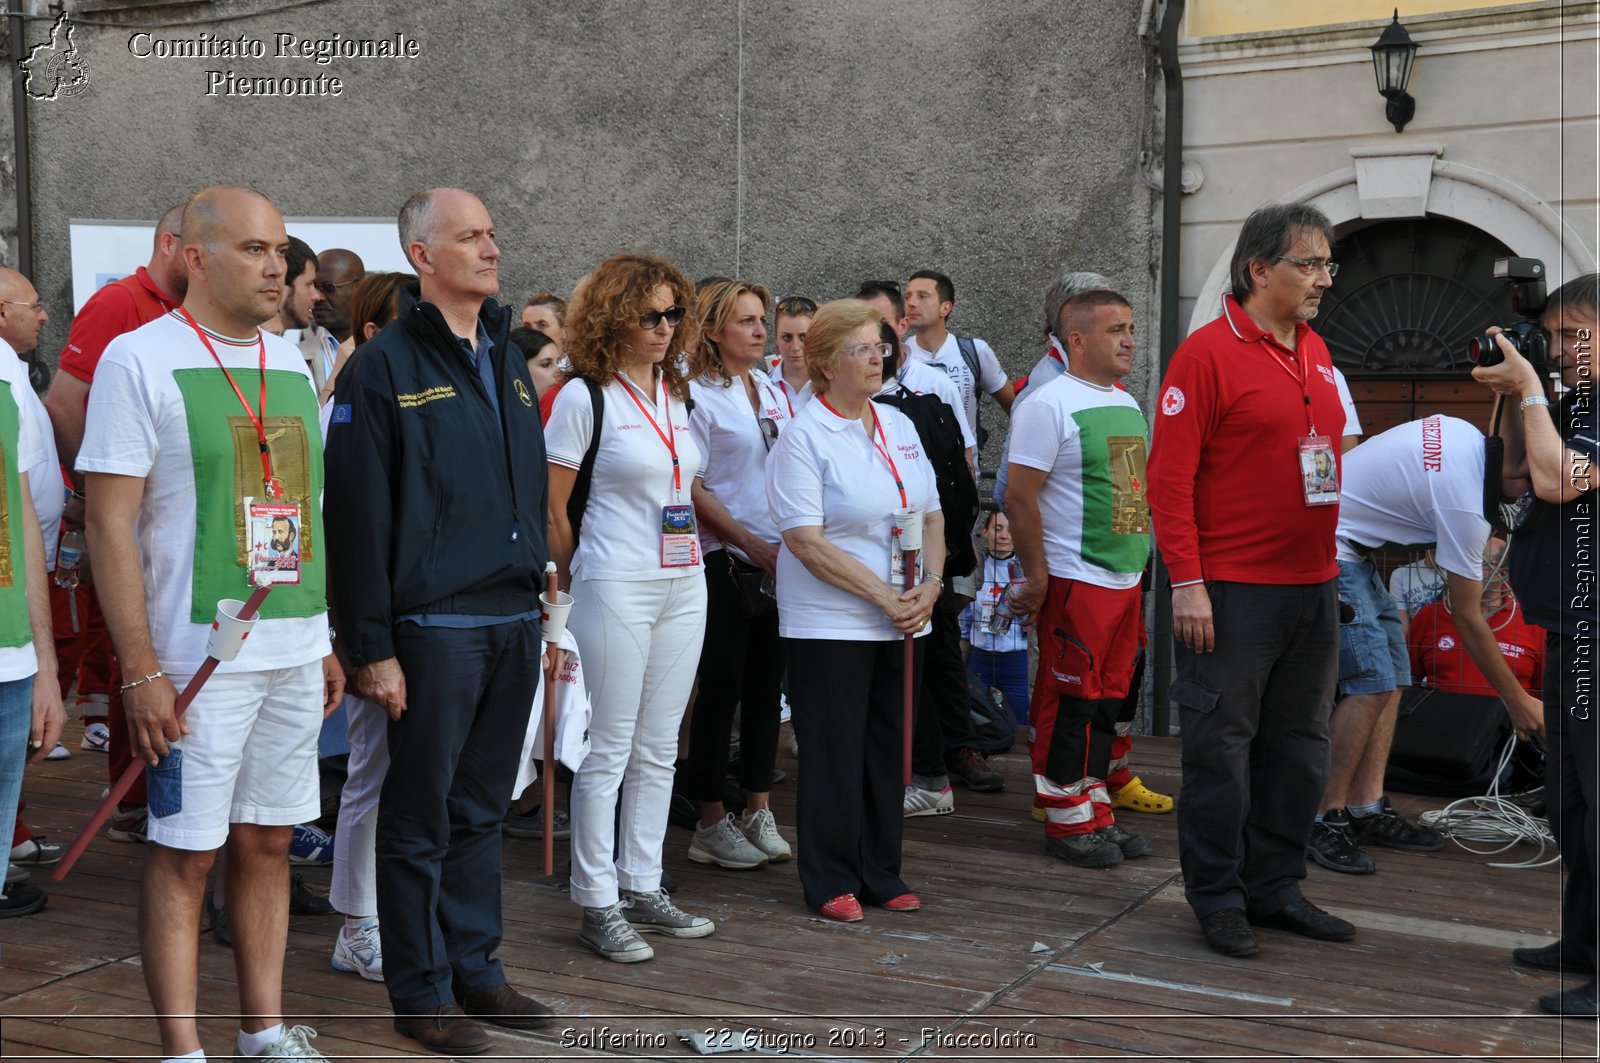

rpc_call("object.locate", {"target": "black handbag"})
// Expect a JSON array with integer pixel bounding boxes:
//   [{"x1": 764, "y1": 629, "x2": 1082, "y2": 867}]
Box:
[{"x1": 727, "y1": 554, "x2": 775, "y2": 618}]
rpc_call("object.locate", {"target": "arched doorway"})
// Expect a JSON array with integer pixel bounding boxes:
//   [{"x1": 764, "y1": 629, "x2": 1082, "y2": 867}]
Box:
[{"x1": 1316, "y1": 215, "x2": 1516, "y2": 436}]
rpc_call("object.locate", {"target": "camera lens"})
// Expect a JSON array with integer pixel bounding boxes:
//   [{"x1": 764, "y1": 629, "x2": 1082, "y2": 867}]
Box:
[{"x1": 1469, "y1": 334, "x2": 1503, "y2": 367}]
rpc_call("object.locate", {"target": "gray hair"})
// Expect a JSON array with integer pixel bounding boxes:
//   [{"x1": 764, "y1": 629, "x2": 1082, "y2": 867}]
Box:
[
  {"x1": 1229, "y1": 201, "x2": 1336, "y2": 298},
  {"x1": 397, "y1": 190, "x2": 441, "y2": 267},
  {"x1": 1045, "y1": 271, "x2": 1112, "y2": 338}
]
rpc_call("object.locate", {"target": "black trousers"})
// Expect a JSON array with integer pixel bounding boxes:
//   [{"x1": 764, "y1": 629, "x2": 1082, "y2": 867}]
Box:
[
  {"x1": 378, "y1": 619, "x2": 540, "y2": 1012},
  {"x1": 1172, "y1": 580, "x2": 1337, "y2": 918},
  {"x1": 1545, "y1": 633, "x2": 1600, "y2": 973},
  {"x1": 911, "y1": 593, "x2": 979, "y2": 778},
  {"x1": 787, "y1": 637, "x2": 924, "y2": 908},
  {"x1": 685, "y1": 550, "x2": 782, "y2": 800}
]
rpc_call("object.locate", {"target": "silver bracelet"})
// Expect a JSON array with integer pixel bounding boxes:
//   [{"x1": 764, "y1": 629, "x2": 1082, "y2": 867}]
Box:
[
  {"x1": 120, "y1": 670, "x2": 166, "y2": 692},
  {"x1": 1521, "y1": 395, "x2": 1551, "y2": 411}
]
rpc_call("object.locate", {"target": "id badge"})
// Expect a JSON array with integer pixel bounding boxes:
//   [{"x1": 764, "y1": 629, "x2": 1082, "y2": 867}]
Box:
[
  {"x1": 245, "y1": 496, "x2": 303, "y2": 585},
  {"x1": 1298, "y1": 435, "x2": 1340, "y2": 507},
  {"x1": 888, "y1": 534, "x2": 924, "y2": 585},
  {"x1": 661, "y1": 503, "x2": 700, "y2": 568},
  {"x1": 978, "y1": 600, "x2": 996, "y2": 630}
]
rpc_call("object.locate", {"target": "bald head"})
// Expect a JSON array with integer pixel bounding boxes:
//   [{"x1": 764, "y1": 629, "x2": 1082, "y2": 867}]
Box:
[
  {"x1": 154, "y1": 202, "x2": 185, "y2": 242},
  {"x1": 0, "y1": 267, "x2": 47, "y2": 353},
  {"x1": 149, "y1": 199, "x2": 190, "y2": 303},
  {"x1": 179, "y1": 184, "x2": 288, "y2": 334},
  {"x1": 310, "y1": 248, "x2": 366, "y2": 341},
  {"x1": 182, "y1": 185, "x2": 274, "y2": 254}
]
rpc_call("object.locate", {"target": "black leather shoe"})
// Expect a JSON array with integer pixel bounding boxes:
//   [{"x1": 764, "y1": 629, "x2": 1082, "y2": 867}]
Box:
[
  {"x1": 459, "y1": 982, "x2": 556, "y2": 1031},
  {"x1": 1248, "y1": 898, "x2": 1355, "y2": 941},
  {"x1": 394, "y1": 1002, "x2": 493, "y2": 1054},
  {"x1": 1198, "y1": 908, "x2": 1259, "y2": 957},
  {"x1": 1538, "y1": 980, "x2": 1599, "y2": 1018},
  {"x1": 1513, "y1": 941, "x2": 1597, "y2": 975}
]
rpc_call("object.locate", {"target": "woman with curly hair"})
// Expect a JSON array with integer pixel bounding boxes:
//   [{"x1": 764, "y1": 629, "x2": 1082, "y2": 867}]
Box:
[
  {"x1": 544, "y1": 252, "x2": 712, "y2": 963},
  {"x1": 682, "y1": 279, "x2": 794, "y2": 870}
]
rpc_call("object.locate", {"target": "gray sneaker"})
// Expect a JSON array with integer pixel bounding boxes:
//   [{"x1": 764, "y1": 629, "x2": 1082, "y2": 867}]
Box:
[
  {"x1": 738, "y1": 808, "x2": 793, "y2": 862},
  {"x1": 234, "y1": 1024, "x2": 328, "y2": 1060},
  {"x1": 688, "y1": 814, "x2": 769, "y2": 869},
  {"x1": 1094, "y1": 821, "x2": 1151, "y2": 858},
  {"x1": 1044, "y1": 832, "x2": 1124, "y2": 868},
  {"x1": 622, "y1": 889, "x2": 715, "y2": 938},
  {"x1": 580, "y1": 903, "x2": 655, "y2": 963}
]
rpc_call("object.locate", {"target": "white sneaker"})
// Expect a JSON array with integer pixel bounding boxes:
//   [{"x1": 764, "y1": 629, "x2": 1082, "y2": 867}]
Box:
[
  {"x1": 330, "y1": 918, "x2": 383, "y2": 981},
  {"x1": 687, "y1": 814, "x2": 769, "y2": 870},
  {"x1": 9, "y1": 837, "x2": 63, "y2": 866},
  {"x1": 779, "y1": 693, "x2": 792, "y2": 724},
  {"x1": 80, "y1": 722, "x2": 111, "y2": 753},
  {"x1": 738, "y1": 808, "x2": 793, "y2": 862},
  {"x1": 903, "y1": 784, "x2": 955, "y2": 818},
  {"x1": 234, "y1": 1024, "x2": 327, "y2": 1060},
  {"x1": 44, "y1": 742, "x2": 70, "y2": 761}
]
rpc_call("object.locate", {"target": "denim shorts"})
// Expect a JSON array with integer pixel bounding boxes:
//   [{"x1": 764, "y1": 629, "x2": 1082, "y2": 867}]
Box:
[{"x1": 1337, "y1": 558, "x2": 1410, "y2": 697}]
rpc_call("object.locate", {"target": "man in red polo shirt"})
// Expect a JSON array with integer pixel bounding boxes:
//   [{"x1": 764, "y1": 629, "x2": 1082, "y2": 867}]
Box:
[
  {"x1": 41, "y1": 201, "x2": 187, "y2": 838},
  {"x1": 1148, "y1": 201, "x2": 1351, "y2": 959}
]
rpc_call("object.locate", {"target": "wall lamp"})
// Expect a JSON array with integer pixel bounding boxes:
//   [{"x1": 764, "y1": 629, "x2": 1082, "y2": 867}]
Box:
[{"x1": 1371, "y1": 9, "x2": 1419, "y2": 133}]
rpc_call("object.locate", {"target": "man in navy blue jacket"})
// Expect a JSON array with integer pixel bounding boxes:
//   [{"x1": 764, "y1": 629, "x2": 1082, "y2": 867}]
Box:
[{"x1": 325, "y1": 187, "x2": 555, "y2": 1054}]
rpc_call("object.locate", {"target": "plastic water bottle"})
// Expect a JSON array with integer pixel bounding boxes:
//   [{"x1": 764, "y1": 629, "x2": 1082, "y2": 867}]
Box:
[{"x1": 54, "y1": 529, "x2": 85, "y2": 589}]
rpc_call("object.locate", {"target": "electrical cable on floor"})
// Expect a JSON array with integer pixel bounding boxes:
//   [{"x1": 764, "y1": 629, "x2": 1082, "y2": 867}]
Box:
[{"x1": 1417, "y1": 734, "x2": 1559, "y2": 869}]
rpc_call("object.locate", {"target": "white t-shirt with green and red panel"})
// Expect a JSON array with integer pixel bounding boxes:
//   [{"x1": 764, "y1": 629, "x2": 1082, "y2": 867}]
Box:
[
  {"x1": 77, "y1": 311, "x2": 330, "y2": 677},
  {"x1": 1006, "y1": 372, "x2": 1151, "y2": 591},
  {"x1": 0, "y1": 344, "x2": 48, "y2": 683}
]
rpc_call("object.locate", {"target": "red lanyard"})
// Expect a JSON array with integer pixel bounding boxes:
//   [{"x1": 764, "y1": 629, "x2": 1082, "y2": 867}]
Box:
[
  {"x1": 178, "y1": 308, "x2": 281, "y2": 499},
  {"x1": 819, "y1": 395, "x2": 906, "y2": 508},
  {"x1": 614, "y1": 373, "x2": 682, "y2": 495},
  {"x1": 777, "y1": 380, "x2": 796, "y2": 418},
  {"x1": 1264, "y1": 343, "x2": 1318, "y2": 437}
]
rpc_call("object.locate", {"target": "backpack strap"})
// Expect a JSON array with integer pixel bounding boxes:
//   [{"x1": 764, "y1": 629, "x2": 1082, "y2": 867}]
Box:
[
  {"x1": 954, "y1": 334, "x2": 987, "y2": 446},
  {"x1": 568, "y1": 377, "x2": 605, "y2": 544}
]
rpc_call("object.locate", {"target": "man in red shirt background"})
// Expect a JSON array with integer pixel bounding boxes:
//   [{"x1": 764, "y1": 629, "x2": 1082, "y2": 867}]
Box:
[
  {"x1": 41, "y1": 201, "x2": 187, "y2": 837},
  {"x1": 1408, "y1": 538, "x2": 1544, "y2": 697}
]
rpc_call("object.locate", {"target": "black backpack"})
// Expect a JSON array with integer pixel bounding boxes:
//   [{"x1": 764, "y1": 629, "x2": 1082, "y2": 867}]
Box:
[
  {"x1": 965, "y1": 675, "x2": 1016, "y2": 755},
  {"x1": 874, "y1": 385, "x2": 979, "y2": 580}
]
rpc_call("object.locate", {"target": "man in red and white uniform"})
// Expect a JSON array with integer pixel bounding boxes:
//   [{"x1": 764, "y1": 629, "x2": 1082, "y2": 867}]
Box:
[
  {"x1": 1408, "y1": 539, "x2": 1544, "y2": 696},
  {"x1": 1148, "y1": 202, "x2": 1351, "y2": 958},
  {"x1": 42, "y1": 201, "x2": 188, "y2": 838}
]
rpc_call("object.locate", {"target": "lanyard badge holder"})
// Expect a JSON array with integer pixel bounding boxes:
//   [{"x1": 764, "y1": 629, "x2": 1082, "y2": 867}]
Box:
[
  {"x1": 616, "y1": 373, "x2": 700, "y2": 568},
  {"x1": 178, "y1": 308, "x2": 301, "y2": 585},
  {"x1": 1268, "y1": 344, "x2": 1339, "y2": 507}
]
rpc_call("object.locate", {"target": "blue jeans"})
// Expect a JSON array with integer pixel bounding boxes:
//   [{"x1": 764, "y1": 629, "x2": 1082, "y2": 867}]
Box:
[
  {"x1": 969, "y1": 649, "x2": 1030, "y2": 725},
  {"x1": 0, "y1": 676, "x2": 32, "y2": 855}
]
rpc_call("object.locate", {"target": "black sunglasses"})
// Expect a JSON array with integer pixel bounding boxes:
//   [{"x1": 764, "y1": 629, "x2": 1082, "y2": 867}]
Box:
[
  {"x1": 638, "y1": 306, "x2": 686, "y2": 330},
  {"x1": 313, "y1": 279, "x2": 358, "y2": 296}
]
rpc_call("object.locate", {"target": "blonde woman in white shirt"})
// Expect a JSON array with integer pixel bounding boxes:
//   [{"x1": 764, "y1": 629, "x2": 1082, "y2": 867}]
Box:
[
  {"x1": 546, "y1": 252, "x2": 714, "y2": 964},
  {"x1": 683, "y1": 280, "x2": 794, "y2": 870},
  {"x1": 767, "y1": 299, "x2": 944, "y2": 923}
]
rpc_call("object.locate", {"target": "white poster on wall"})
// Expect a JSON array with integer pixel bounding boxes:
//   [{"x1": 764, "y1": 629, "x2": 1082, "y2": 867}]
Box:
[{"x1": 67, "y1": 217, "x2": 411, "y2": 312}]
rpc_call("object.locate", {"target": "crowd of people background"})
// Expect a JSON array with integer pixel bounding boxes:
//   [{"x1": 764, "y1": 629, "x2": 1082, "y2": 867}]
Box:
[{"x1": 0, "y1": 183, "x2": 1591, "y2": 1060}]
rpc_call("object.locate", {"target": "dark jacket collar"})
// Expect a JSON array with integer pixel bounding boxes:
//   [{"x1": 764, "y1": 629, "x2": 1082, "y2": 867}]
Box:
[{"x1": 397, "y1": 282, "x2": 512, "y2": 357}]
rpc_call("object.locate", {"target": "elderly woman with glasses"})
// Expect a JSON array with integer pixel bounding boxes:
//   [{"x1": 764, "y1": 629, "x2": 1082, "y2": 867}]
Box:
[
  {"x1": 680, "y1": 279, "x2": 795, "y2": 871},
  {"x1": 545, "y1": 252, "x2": 713, "y2": 963},
  {"x1": 766, "y1": 298, "x2": 945, "y2": 922}
]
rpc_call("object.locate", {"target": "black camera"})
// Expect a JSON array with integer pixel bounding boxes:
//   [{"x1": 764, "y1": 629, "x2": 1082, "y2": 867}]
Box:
[{"x1": 1468, "y1": 257, "x2": 1550, "y2": 367}]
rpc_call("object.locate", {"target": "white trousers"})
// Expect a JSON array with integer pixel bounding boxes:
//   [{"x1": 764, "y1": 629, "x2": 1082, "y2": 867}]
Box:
[
  {"x1": 330, "y1": 695, "x2": 389, "y2": 916},
  {"x1": 567, "y1": 574, "x2": 707, "y2": 908}
]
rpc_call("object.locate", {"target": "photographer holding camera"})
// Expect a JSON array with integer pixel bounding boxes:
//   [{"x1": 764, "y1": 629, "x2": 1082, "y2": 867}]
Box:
[{"x1": 1473, "y1": 269, "x2": 1599, "y2": 1019}]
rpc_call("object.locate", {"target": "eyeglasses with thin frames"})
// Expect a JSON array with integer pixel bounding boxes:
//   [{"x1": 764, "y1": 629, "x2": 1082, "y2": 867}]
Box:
[
  {"x1": 840, "y1": 342, "x2": 892, "y2": 361},
  {"x1": 1276, "y1": 256, "x2": 1339, "y2": 277},
  {"x1": 638, "y1": 306, "x2": 686, "y2": 330},
  {"x1": 0, "y1": 299, "x2": 44, "y2": 313},
  {"x1": 313, "y1": 279, "x2": 359, "y2": 296}
]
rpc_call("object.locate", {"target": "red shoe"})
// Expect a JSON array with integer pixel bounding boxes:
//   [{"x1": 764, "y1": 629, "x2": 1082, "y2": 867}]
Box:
[
  {"x1": 819, "y1": 894, "x2": 863, "y2": 922},
  {"x1": 881, "y1": 893, "x2": 921, "y2": 912}
]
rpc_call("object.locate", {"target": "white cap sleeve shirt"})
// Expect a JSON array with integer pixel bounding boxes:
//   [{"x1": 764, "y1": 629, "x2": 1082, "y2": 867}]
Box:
[
  {"x1": 688, "y1": 371, "x2": 791, "y2": 564},
  {"x1": 1335, "y1": 414, "x2": 1491, "y2": 580},
  {"x1": 546, "y1": 373, "x2": 705, "y2": 581},
  {"x1": 766, "y1": 397, "x2": 941, "y2": 641},
  {"x1": 0, "y1": 344, "x2": 47, "y2": 683}
]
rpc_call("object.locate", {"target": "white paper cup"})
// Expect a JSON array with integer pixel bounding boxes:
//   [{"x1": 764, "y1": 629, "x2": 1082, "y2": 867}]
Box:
[
  {"x1": 206, "y1": 598, "x2": 259, "y2": 662},
  {"x1": 893, "y1": 507, "x2": 924, "y2": 552},
  {"x1": 540, "y1": 591, "x2": 574, "y2": 645}
]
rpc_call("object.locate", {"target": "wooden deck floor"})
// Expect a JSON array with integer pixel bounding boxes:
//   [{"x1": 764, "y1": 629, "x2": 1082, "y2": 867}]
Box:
[{"x1": 2, "y1": 727, "x2": 1596, "y2": 1061}]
